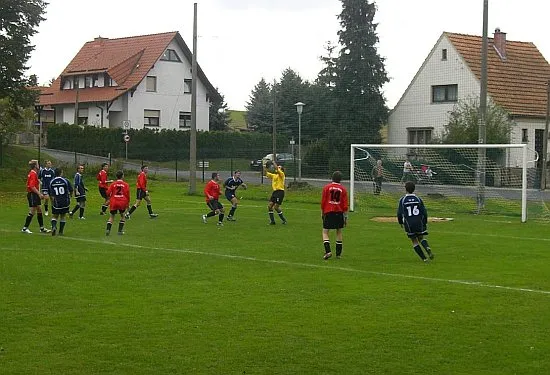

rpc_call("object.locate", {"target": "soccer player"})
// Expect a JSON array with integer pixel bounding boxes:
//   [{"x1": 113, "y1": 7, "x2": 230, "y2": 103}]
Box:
[
  {"x1": 97, "y1": 162, "x2": 113, "y2": 215},
  {"x1": 125, "y1": 165, "x2": 158, "y2": 219},
  {"x1": 39, "y1": 160, "x2": 55, "y2": 216},
  {"x1": 397, "y1": 181, "x2": 434, "y2": 262},
  {"x1": 371, "y1": 159, "x2": 384, "y2": 195},
  {"x1": 69, "y1": 164, "x2": 87, "y2": 219},
  {"x1": 202, "y1": 172, "x2": 225, "y2": 226},
  {"x1": 265, "y1": 161, "x2": 287, "y2": 225},
  {"x1": 321, "y1": 171, "x2": 349, "y2": 260},
  {"x1": 21, "y1": 160, "x2": 51, "y2": 234},
  {"x1": 49, "y1": 167, "x2": 73, "y2": 236},
  {"x1": 223, "y1": 170, "x2": 247, "y2": 221},
  {"x1": 105, "y1": 170, "x2": 130, "y2": 236}
]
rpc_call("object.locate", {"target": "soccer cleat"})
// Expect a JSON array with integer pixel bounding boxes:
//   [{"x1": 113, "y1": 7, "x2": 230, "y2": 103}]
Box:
[
  {"x1": 58, "y1": 232, "x2": 64, "y2": 236},
  {"x1": 105, "y1": 230, "x2": 110, "y2": 236},
  {"x1": 269, "y1": 222, "x2": 276, "y2": 225},
  {"x1": 79, "y1": 216, "x2": 86, "y2": 220},
  {"x1": 202, "y1": 214, "x2": 207, "y2": 224},
  {"x1": 282, "y1": 220, "x2": 287, "y2": 225},
  {"x1": 149, "y1": 214, "x2": 158, "y2": 218},
  {"x1": 100, "y1": 211, "x2": 105, "y2": 215},
  {"x1": 40, "y1": 227, "x2": 51, "y2": 233},
  {"x1": 69, "y1": 212, "x2": 74, "y2": 219},
  {"x1": 21, "y1": 228, "x2": 32, "y2": 234},
  {"x1": 44, "y1": 211, "x2": 49, "y2": 216},
  {"x1": 323, "y1": 252, "x2": 332, "y2": 260},
  {"x1": 51, "y1": 229, "x2": 56, "y2": 236},
  {"x1": 117, "y1": 231, "x2": 125, "y2": 235},
  {"x1": 124, "y1": 213, "x2": 130, "y2": 220},
  {"x1": 216, "y1": 222, "x2": 224, "y2": 227},
  {"x1": 336, "y1": 255, "x2": 341, "y2": 259},
  {"x1": 226, "y1": 216, "x2": 236, "y2": 221},
  {"x1": 426, "y1": 249, "x2": 435, "y2": 260}
]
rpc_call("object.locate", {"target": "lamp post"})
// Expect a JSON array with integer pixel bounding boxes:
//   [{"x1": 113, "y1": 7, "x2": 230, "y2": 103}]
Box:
[
  {"x1": 290, "y1": 137, "x2": 296, "y2": 182},
  {"x1": 34, "y1": 105, "x2": 43, "y2": 163},
  {"x1": 294, "y1": 102, "x2": 305, "y2": 182}
]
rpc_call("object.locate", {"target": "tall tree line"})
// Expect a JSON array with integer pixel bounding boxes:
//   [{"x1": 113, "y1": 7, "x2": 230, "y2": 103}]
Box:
[{"x1": 245, "y1": 0, "x2": 388, "y2": 168}]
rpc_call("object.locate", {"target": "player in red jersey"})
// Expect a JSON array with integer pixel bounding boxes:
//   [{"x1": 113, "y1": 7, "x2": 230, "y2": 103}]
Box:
[
  {"x1": 202, "y1": 172, "x2": 225, "y2": 226},
  {"x1": 21, "y1": 160, "x2": 51, "y2": 234},
  {"x1": 105, "y1": 170, "x2": 130, "y2": 236},
  {"x1": 320, "y1": 170, "x2": 349, "y2": 260},
  {"x1": 97, "y1": 163, "x2": 113, "y2": 215},
  {"x1": 125, "y1": 165, "x2": 158, "y2": 219}
]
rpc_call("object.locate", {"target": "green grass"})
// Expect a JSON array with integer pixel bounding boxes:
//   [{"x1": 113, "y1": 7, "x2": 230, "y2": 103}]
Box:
[{"x1": 1, "y1": 149, "x2": 550, "y2": 374}]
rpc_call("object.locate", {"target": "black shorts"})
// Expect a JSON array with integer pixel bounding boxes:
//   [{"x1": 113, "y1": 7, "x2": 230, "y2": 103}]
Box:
[
  {"x1": 207, "y1": 199, "x2": 223, "y2": 212},
  {"x1": 270, "y1": 190, "x2": 285, "y2": 205},
  {"x1": 136, "y1": 189, "x2": 148, "y2": 200},
  {"x1": 225, "y1": 190, "x2": 236, "y2": 202},
  {"x1": 52, "y1": 207, "x2": 69, "y2": 215},
  {"x1": 323, "y1": 212, "x2": 345, "y2": 230},
  {"x1": 27, "y1": 192, "x2": 41, "y2": 207},
  {"x1": 404, "y1": 221, "x2": 428, "y2": 238},
  {"x1": 41, "y1": 189, "x2": 50, "y2": 197},
  {"x1": 99, "y1": 187, "x2": 108, "y2": 199},
  {"x1": 76, "y1": 196, "x2": 86, "y2": 203}
]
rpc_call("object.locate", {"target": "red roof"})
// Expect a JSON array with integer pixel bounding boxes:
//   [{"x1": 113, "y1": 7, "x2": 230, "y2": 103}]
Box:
[
  {"x1": 39, "y1": 31, "x2": 220, "y2": 106},
  {"x1": 446, "y1": 32, "x2": 550, "y2": 118}
]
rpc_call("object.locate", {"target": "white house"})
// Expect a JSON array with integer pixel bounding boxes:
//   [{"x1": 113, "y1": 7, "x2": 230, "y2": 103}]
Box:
[
  {"x1": 388, "y1": 29, "x2": 550, "y2": 164},
  {"x1": 39, "y1": 31, "x2": 220, "y2": 131}
]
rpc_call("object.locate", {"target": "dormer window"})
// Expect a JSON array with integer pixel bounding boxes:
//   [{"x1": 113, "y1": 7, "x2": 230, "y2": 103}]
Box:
[
  {"x1": 442, "y1": 48, "x2": 448, "y2": 60},
  {"x1": 161, "y1": 49, "x2": 181, "y2": 62}
]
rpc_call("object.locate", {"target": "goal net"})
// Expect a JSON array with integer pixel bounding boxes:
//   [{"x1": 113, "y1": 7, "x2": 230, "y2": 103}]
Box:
[{"x1": 350, "y1": 144, "x2": 542, "y2": 222}]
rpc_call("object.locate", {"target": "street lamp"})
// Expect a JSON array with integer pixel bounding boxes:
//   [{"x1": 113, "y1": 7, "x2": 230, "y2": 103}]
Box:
[
  {"x1": 34, "y1": 105, "x2": 44, "y2": 163},
  {"x1": 294, "y1": 102, "x2": 305, "y2": 182}
]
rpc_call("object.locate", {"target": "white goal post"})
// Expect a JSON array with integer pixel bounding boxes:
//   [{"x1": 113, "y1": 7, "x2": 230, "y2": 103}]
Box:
[{"x1": 350, "y1": 144, "x2": 532, "y2": 222}]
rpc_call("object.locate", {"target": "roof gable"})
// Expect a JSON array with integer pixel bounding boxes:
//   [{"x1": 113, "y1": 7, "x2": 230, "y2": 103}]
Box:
[
  {"x1": 445, "y1": 32, "x2": 550, "y2": 118},
  {"x1": 40, "y1": 31, "x2": 220, "y2": 106}
]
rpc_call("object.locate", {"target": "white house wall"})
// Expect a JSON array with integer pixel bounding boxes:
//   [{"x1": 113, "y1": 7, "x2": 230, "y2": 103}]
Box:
[
  {"x1": 127, "y1": 40, "x2": 210, "y2": 131},
  {"x1": 388, "y1": 35, "x2": 481, "y2": 144}
]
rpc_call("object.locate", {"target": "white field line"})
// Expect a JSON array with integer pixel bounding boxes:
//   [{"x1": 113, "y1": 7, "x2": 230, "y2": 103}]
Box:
[{"x1": 2, "y1": 230, "x2": 549, "y2": 296}]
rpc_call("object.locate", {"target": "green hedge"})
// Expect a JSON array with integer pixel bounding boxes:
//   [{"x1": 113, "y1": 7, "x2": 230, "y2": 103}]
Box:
[{"x1": 46, "y1": 124, "x2": 289, "y2": 161}]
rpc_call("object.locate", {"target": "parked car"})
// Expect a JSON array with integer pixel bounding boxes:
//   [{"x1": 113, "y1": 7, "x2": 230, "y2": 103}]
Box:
[{"x1": 250, "y1": 153, "x2": 295, "y2": 170}]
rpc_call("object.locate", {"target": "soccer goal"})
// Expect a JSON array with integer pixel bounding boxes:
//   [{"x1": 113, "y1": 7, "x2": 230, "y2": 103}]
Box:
[{"x1": 350, "y1": 144, "x2": 542, "y2": 222}]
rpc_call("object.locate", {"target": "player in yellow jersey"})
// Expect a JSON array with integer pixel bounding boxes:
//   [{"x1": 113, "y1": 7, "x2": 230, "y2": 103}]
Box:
[{"x1": 265, "y1": 160, "x2": 287, "y2": 225}]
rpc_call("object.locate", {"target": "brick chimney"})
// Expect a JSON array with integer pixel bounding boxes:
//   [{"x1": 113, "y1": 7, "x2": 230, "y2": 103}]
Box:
[
  {"x1": 493, "y1": 28, "x2": 507, "y2": 60},
  {"x1": 94, "y1": 36, "x2": 108, "y2": 46}
]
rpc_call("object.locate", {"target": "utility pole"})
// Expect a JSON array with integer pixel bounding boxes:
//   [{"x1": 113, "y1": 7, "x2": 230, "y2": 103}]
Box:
[
  {"x1": 74, "y1": 78, "x2": 80, "y2": 125},
  {"x1": 189, "y1": 3, "x2": 198, "y2": 194},
  {"x1": 272, "y1": 79, "x2": 277, "y2": 158},
  {"x1": 541, "y1": 79, "x2": 550, "y2": 190},
  {"x1": 477, "y1": 0, "x2": 489, "y2": 212}
]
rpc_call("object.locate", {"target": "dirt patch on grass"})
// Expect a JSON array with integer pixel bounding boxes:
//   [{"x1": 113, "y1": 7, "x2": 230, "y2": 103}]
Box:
[{"x1": 371, "y1": 217, "x2": 454, "y2": 223}]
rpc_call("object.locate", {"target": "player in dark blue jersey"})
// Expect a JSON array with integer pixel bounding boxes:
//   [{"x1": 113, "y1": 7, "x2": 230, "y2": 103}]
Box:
[
  {"x1": 69, "y1": 164, "x2": 87, "y2": 219},
  {"x1": 48, "y1": 167, "x2": 73, "y2": 236},
  {"x1": 397, "y1": 181, "x2": 434, "y2": 262},
  {"x1": 223, "y1": 170, "x2": 247, "y2": 221},
  {"x1": 39, "y1": 160, "x2": 55, "y2": 216}
]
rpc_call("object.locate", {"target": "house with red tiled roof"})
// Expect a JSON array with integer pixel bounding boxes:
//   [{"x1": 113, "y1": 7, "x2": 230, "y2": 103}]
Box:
[
  {"x1": 38, "y1": 31, "x2": 221, "y2": 131},
  {"x1": 388, "y1": 29, "x2": 550, "y2": 160}
]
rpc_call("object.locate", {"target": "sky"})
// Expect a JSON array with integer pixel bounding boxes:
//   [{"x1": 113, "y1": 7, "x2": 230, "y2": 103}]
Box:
[{"x1": 28, "y1": 0, "x2": 550, "y2": 111}]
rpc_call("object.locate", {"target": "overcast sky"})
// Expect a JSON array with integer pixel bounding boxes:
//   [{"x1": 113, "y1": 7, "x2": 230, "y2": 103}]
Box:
[{"x1": 28, "y1": 0, "x2": 550, "y2": 111}]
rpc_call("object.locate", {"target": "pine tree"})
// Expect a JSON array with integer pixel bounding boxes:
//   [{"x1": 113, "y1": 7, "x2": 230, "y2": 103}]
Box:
[
  {"x1": 334, "y1": 0, "x2": 389, "y2": 145},
  {"x1": 245, "y1": 78, "x2": 273, "y2": 133},
  {"x1": 209, "y1": 91, "x2": 231, "y2": 131}
]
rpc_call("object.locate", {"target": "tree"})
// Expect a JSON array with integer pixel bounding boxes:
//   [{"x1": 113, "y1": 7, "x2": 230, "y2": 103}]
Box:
[
  {"x1": 209, "y1": 91, "x2": 231, "y2": 131},
  {"x1": 274, "y1": 68, "x2": 308, "y2": 138},
  {"x1": 333, "y1": 0, "x2": 389, "y2": 145},
  {"x1": 245, "y1": 78, "x2": 273, "y2": 133},
  {"x1": 440, "y1": 98, "x2": 514, "y2": 144},
  {"x1": 0, "y1": 0, "x2": 46, "y2": 106},
  {"x1": 0, "y1": 0, "x2": 47, "y2": 164}
]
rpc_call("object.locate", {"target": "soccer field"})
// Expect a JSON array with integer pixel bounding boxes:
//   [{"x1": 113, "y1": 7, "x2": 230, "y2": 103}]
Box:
[{"x1": 1, "y1": 180, "x2": 549, "y2": 374}]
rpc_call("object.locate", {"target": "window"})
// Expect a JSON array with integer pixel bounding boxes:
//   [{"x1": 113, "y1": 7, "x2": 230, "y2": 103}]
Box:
[
  {"x1": 408, "y1": 128, "x2": 432, "y2": 145},
  {"x1": 522, "y1": 129, "x2": 528, "y2": 143},
  {"x1": 77, "y1": 108, "x2": 88, "y2": 125},
  {"x1": 74, "y1": 76, "x2": 81, "y2": 89},
  {"x1": 85, "y1": 76, "x2": 93, "y2": 88},
  {"x1": 184, "y1": 79, "x2": 192, "y2": 94},
  {"x1": 93, "y1": 74, "x2": 99, "y2": 87},
  {"x1": 144, "y1": 109, "x2": 160, "y2": 127},
  {"x1": 179, "y1": 112, "x2": 191, "y2": 129},
  {"x1": 442, "y1": 48, "x2": 448, "y2": 60},
  {"x1": 432, "y1": 84, "x2": 458, "y2": 103},
  {"x1": 146, "y1": 76, "x2": 157, "y2": 92},
  {"x1": 161, "y1": 49, "x2": 182, "y2": 62},
  {"x1": 62, "y1": 78, "x2": 73, "y2": 90},
  {"x1": 104, "y1": 73, "x2": 116, "y2": 87}
]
